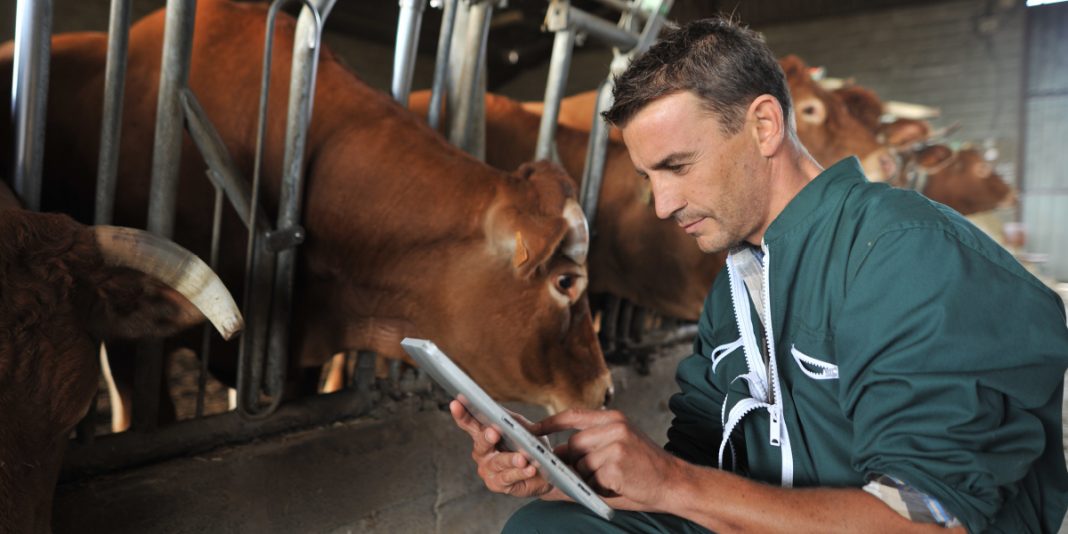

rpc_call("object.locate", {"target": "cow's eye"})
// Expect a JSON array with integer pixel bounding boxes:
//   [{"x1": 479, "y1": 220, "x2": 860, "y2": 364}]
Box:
[
  {"x1": 557, "y1": 274, "x2": 574, "y2": 290},
  {"x1": 796, "y1": 98, "x2": 826, "y2": 124},
  {"x1": 552, "y1": 273, "x2": 583, "y2": 303}
]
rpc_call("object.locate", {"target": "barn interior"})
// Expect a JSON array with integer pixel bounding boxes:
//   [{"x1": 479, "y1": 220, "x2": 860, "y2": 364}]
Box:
[{"x1": 2, "y1": 0, "x2": 1067, "y2": 532}]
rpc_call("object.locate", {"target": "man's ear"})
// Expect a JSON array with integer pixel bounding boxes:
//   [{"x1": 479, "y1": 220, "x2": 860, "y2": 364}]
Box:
[
  {"x1": 749, "y1": 94, "x2": 786, "y2": 158},
  {"x1": 85, "y1": 267, "x2": 209, "y2": 340}
]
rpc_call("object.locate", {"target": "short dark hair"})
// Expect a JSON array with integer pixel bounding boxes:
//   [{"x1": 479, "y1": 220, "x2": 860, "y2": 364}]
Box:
[{"x1": 603, "y1": 17, "x2": 791, "y2": 136}]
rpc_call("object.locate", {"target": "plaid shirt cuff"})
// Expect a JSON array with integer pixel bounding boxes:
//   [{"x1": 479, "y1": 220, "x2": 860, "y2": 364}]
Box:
[{"x1": 862, "y1": 474, "x2": 962, "y2": 528}]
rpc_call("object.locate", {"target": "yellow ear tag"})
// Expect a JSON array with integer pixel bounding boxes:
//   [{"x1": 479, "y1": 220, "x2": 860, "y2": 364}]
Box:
[{"x1": 513, "y1": 231, "x2": 529, "y2": 268}]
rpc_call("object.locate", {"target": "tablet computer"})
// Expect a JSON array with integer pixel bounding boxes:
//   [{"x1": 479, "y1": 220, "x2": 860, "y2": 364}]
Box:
[{"x1": 400, "y1": 337, "x2": 614, "y2": 521}]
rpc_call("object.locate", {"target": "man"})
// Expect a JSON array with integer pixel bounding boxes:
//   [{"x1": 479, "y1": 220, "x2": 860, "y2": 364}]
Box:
[{"x1": 451, "y1": 17, "x2": 1068, "y2": 533}]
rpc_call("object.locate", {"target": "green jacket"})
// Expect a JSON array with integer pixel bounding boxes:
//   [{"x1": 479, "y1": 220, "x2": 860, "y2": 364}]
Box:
[{"x1": 665, "y1": 158, "x2": 1068, "y2": 533}]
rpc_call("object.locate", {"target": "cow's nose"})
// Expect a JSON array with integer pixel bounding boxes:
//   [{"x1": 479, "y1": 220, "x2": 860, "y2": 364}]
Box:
[{"x1": 604, "y1": 386, "x2": 615, "y2": 407}]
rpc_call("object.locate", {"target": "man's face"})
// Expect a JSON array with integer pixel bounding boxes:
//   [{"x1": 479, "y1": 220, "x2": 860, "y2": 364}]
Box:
[{"x1": 621, "y1": 92, "x2": 769, "y2": 253}]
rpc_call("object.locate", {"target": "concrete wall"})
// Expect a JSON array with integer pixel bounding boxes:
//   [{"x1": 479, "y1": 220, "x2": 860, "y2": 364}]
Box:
[
  {"x1": 1021, "y1": 2, "x2": 1068, "y2": 282},
  {"x1": 757, "y1": 0, "x2": 1026, "y2": 186},
  {"x1": 755, "y1": 0, "x2": 1068, "y2": 283}
]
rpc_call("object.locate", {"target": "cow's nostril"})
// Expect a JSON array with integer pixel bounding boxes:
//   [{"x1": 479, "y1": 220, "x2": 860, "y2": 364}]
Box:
[{"x1": 603, "y1": 386, "x2": 615, "y2": 407}]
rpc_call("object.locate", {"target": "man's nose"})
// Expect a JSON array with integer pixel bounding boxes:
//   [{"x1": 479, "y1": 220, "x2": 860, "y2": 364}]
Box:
[{"x1": 649, "y1": 178, "x2": 682, "y2": 220}]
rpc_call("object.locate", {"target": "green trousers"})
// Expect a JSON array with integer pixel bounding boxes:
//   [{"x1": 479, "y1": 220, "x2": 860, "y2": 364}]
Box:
[{"x1": 502, "y1": 500, "x2": 715, "y2": 534}]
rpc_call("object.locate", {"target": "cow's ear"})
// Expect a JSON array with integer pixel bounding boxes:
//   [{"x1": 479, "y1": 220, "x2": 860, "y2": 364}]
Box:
[
  {"x1": 881, "y1": 119, "x2": 930, "y2": 149},
  {"x1": 917, "y1": 145, "x2": 953, "y2": 168},
  {"x1": 778, "y1": 55, "x2": 808, "y2": 80},
  {"x1": 85, "y1": 267, "x2": 209, "y2": 340},
  {"x1": 834, "y1": 86, "x2": 883, "y2": 133},
  {"x1": 486, "y1": 204, "x2": 567, "y2": 279}
]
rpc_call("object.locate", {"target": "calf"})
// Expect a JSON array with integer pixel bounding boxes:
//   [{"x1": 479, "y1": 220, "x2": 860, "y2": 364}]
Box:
[{"x1": 0, "y1": 183, "x2": 241, "y2": 533}]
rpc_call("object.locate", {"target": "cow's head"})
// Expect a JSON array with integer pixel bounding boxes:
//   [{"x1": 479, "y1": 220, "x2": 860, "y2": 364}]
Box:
[
  {"x1": 0, "y1": 201, "x2": 241, "y2": 533},
  {"x1": 779, "y1": 55, "x2": 896, "y2": 181},
  {"x1": 435, "y1": 162, "x2": 612, "y2": 414},
  {"x1": 911, "y1": 145, "x2": 1016, "y2": 215}
]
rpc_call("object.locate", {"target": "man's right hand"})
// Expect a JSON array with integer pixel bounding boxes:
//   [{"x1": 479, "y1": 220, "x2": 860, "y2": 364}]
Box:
[{"x1": 449, "y1": 399, "x2": 557, "y2": 498}]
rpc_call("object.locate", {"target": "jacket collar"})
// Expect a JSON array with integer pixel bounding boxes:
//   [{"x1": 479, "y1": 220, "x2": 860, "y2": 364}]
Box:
[{"x1": 764, "y1": 157, "x2": 867, "y2": 244}]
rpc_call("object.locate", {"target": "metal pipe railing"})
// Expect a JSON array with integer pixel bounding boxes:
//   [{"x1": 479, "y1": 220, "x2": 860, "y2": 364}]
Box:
[
  {"x1": 427, "y1": 0, "x2": 458, "y2": 130},
  {"x1": 10, "y1": 0, "x2": 52, "y2": 211},
  {"x1": 632, "y1": 0, "x2": 671, "y2": 56},
  {"x1": 579, "y1": 77, "x2": 614, "y2": 225},
  {"x1": 94, "y1": 0, "x2": 132, "y2": 225},
  {"x1": 238, "y1": 0, "x2": 330, "y2": 419},
  {"x1": 180, "y1": 89, "x2": 270, "y2": 232},
  {"x1": 534, "y1": 25, "x2": 575, "y2": 161},
  {"x1": 195, "y1": 179, "x2": 224, "y2": 418},
  {"x1": 446, "y1": 0, "x2": 492, "y2": 159},
  {"x1": 133, "y1": 0, "x2": 197, "y2": 432},
  {"x1": 392, "y1": 0, "x2": 427, "y2": 105},
  {"x1": 567, "y1": 5, "x2": 639, "y2": 51},
  {"x1": 146, "y1": 0, "x2": 196, "y2": 239}
]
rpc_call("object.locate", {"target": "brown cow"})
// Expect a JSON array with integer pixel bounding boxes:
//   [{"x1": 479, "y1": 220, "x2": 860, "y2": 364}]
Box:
[
  {"x1": 833, "y1": 84, "x2": 1016, "y2": 215},
  {"x1": 1, "y1": 0, "x2": 612, "y2": 413},
  {"x1": 521, "y1": 55, "x2": 897, "y2": 182},
  {"x1": 0, "y1": 182, "x2": 241, "y2": 533},
  {"x1": 411, "y1": 90, "x2": 722, "y2": 322},
  {"x1": 899, "y1": 144, "x2": 1017, "y2": 215}
]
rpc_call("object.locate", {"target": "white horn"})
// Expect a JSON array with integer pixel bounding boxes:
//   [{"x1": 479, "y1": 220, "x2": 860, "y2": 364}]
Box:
[
  {"x1": 884, "y1": 100, "x2": 941, "y2": 120},
  {"x1": 93, "y1": 226, "x2": 244, "y2": 340},
  {"x1": 561, "y1": 199, "x2": 589, "y2": 265}
]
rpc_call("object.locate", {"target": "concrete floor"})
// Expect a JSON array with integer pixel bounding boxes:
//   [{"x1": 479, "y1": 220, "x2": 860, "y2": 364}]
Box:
[{"x1": 53, "y1": 345, "x2": 688, "y2": 533}]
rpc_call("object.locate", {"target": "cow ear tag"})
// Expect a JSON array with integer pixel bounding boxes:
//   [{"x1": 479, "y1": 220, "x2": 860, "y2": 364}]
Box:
[{"x1": 513, "y1": 231, "x2": 530, "y2": 268}]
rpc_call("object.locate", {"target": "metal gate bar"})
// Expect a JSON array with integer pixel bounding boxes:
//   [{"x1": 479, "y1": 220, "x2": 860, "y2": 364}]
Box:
[
  {"x1": 134, "y1": 0, "x2": 197, "y2": 432},
  {"x1": 62, "y1": 386, "x2": 380, "y2": 481},
  {"x1": 392, "y1": 0, "x2": 427, "y2": 104},
  {"x1": 427, "y1": 0, "x2": 458, "y2": 130},
  {"x1": 446, "y1": 0, "x2": 493, "y2": 159},
  {"x1": 94, "y1": 0, "x2": 132, "y2": 225},
  {"x1": 10, "y1": 0, "x2": 52, "y2": 211},
  {"x1": 239, "y1": 0, "x2": 332, "y2": 418}
]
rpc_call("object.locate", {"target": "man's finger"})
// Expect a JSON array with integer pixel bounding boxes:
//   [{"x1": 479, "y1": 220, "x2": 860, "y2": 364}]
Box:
[
  {"x1": 496, "y1": 465, "x2": 539, "y2": 486},
  {"x1": 450, "y1": 400, "x2": 503, "y2": 456},
  {"x1": 488, "y1": 450, "x2": 528, "y2": 473},
  {"x1": 449, "y1": 400, "x2": 481, "y2": 436},
  {"x1": 533, "y1": 408, "x2": 625, "y2": 435}
]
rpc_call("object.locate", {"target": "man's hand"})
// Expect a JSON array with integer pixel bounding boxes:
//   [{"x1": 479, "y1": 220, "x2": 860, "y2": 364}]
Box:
[
  {"x1": 534, "y1": 409, "x2": 685, "y2": 512},
  {"x1": 448, "y1": 400, "x2": 556, "y2": 498}
]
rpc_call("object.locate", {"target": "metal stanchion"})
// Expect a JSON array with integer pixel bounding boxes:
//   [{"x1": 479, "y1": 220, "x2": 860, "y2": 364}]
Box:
[
  {"x1": 427, "y1": 0, "x2": 458, "y2": 130},
  {"x1": 392, "y1": 0, "x2": 427, "y2": 105},
  {"x1": 10, "y1": 0, "x2": 52, "y2": 211},
  {"x1": 238, "y1": 0, "x2": 331, "y2": 418},
  {"x1": 446, "y1": 0, "x2": 493, "y2": 159},
  {"x1": 95, "y1": 0, "x2": 132, "y2": 225}
]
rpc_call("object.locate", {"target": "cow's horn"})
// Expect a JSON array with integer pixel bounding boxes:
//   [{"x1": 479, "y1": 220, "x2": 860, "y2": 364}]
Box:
[
  {"x1": 92, "y1": 226, "x2": 244, "y2": 340},
  {"x1": 561, "y1": 200, "x2": 589, "y2": 265}
]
